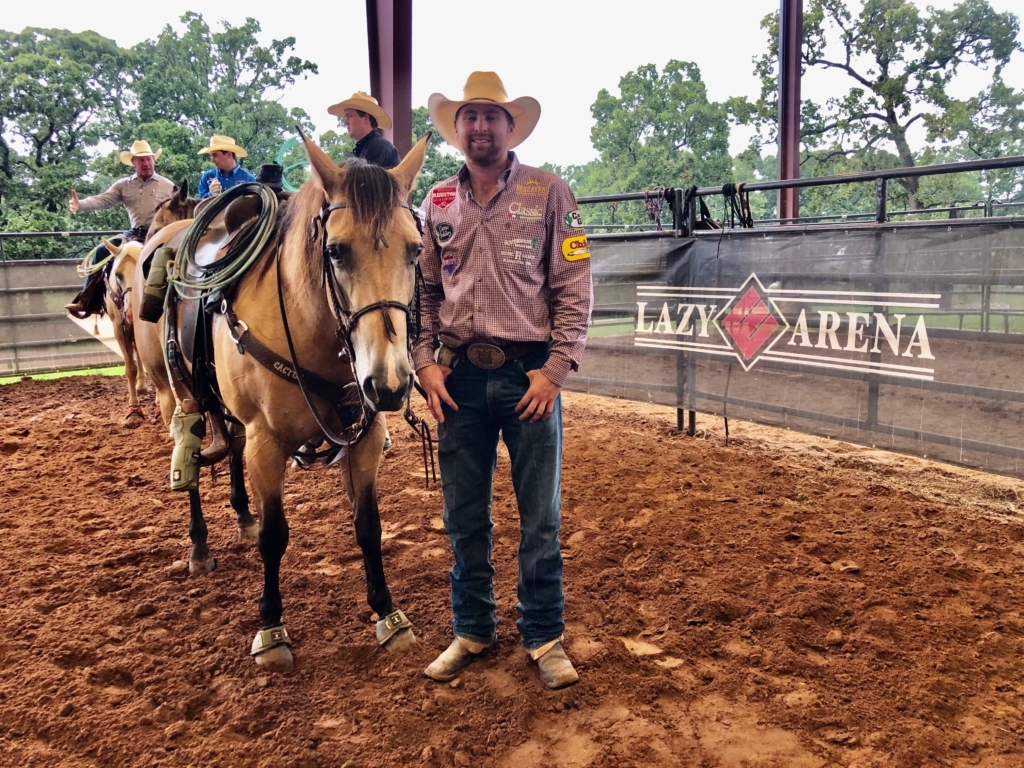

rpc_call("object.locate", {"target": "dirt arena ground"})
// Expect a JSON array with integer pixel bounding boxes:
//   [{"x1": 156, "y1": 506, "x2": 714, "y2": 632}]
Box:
[{"x1": 2, "y1": 375, "x2": 1024, "y2": 768}]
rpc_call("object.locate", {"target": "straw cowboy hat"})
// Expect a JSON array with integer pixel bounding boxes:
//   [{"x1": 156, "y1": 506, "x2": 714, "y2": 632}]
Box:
[
  {"x1": 427, "y1": 71, "x2": 541, "y2": 150},
  {"x1": 197, "y1": 135, "x2": 249, "y2": 158},
  {"x1": 327, "y1": 92, "x2": 393, "y2": 131},
  {"x1": 119, "y1": 140, "x2": 162, "y2": 166}
]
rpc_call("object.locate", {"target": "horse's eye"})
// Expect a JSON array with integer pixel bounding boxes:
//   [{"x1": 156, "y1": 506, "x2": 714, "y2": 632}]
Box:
[
  {"x1": 411, "y1": 243, "x2": 423, "y2": 265},
  {"x1": 326, "y1": 243, "x2": 351, "y2": 266}
]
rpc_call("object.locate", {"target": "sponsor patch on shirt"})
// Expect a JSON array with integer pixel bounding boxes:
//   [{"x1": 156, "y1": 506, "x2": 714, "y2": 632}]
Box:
[
  {"x1": 434, "y1": 222, "x2": 454, "y2": 244},
  {"x1": 431, "y1": 187, "x2": 457, "y2": 210},
  {"x1": 508, "y1": 201, "x2": 544, "y2": 221},
  {"x1": 564, "y1": 210, "x2": 584, "y2": 229},
  {"x1": 442, "y1": 251, "x2": 456, "y2": 276},
  {"x1": 516, "y1": 178, "x2": 547, "y2": 196},
  {"x1": 504, "y1": 237, "x2": 539, "y2": 250},
  {"x1": 561, "y1": 235, "x2": 591, "y2": 262}
]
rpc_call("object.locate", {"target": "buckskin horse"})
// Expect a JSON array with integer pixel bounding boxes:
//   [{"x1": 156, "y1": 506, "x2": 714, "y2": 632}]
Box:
[
  {"x1": 99, "y1": 238, "x2": 149, "y2": 427},
  {"x1": 131, "y1": 133, "x2": 429, "y2": 666}
]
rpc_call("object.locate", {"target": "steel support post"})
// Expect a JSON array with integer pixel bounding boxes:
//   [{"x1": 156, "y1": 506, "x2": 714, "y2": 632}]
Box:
[
  {"x1": 366, "y1": 0, "x2": 413, "y2": 158},
  {"x1": 778, "y1": 0, "x2": 803, "y2": 222},
  {"x1": 875, "y1": 178, "x2": 888, "y2": 223}
]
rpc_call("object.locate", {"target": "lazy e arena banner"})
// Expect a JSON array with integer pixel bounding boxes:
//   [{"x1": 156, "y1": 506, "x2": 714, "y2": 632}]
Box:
[{"x1": 566, "y1": 218, "x2": 1024, "y2": 478}]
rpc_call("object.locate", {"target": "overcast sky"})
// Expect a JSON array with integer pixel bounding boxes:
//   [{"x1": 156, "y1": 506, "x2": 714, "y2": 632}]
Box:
[{"x1": 5, "y1": 0, "x2": 1023, "y2": 168}]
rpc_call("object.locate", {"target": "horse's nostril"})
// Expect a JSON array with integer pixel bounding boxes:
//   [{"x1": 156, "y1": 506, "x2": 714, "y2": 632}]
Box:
[{"x1": 362, "y1": 377, "x2": 379, "y2": 404}]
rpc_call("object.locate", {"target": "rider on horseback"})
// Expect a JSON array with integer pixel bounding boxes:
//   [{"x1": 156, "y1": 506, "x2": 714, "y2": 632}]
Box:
[{"x1": 65, "y1": 140, "x2": 174, "y2": 318}]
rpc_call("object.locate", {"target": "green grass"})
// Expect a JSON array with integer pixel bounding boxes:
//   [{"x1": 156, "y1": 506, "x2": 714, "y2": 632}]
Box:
[{"x1": 0, "y1": 365, "x2": 125, "y2": 386}]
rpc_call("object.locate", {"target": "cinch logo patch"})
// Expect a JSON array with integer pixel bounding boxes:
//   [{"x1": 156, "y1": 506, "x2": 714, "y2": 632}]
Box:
[
  {"x1": 434, "y1": 222, "x2": 454, "y2": 244},
  {"x1": 634, "y1": 273, "x2": 937, "y2": 378},
  {"x1": 431, "y1": 187, "x2": 457, "y2": 210},
  {"x1": 561, "y1": 235, "x2": 590, "y2": 261}
]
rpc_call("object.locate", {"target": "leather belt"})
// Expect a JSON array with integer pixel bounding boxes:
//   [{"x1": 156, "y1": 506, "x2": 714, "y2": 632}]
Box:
[{"x1": 443, "y1": 341, "x2": 548, "y2": 371}]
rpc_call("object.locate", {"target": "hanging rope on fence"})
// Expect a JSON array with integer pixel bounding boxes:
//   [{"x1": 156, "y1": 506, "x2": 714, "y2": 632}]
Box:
[
  {"x1": 644, "y1": 187, "x2": 666, "y2": 232},
  {"x1": 721, "y1": 183, "x2": 756, "y2": 230}
]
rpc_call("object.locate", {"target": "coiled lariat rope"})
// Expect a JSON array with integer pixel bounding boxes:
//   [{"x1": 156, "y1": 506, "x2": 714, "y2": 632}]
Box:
[
  {"x1": 76, "y1": 236, "x2": 125, "y2": 277},
  {"x1": 167, "y1": 183, "x2": 279, "y2": 300},
  {"x1": 162, "y1": 183, "x2": 279, "y2": 409}
]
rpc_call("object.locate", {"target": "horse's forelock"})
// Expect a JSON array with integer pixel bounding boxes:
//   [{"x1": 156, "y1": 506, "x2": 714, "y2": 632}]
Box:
[{"x1": 339, "y1": 161, "x2": 401, "y2": 244}]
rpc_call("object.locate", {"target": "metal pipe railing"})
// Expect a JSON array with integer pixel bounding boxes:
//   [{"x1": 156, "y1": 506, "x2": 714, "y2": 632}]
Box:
[{"x1": 693, "y1": 155, "x2": 1024, "y2": 197}]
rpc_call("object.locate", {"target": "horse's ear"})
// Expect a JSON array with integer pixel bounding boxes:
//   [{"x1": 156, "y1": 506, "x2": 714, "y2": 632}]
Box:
[
  {"x1": 102, "y1": 238, "x2": 122, "y2": 256},
  {"x1": 177, "y1": 179, "x2": 189, "y2": 199},
  {"x1": 296, "y1": 126, "x2": 342, "y2": 191},
  {"x1": 391, "y1": 132, "x2": 431, "y2": 196}
]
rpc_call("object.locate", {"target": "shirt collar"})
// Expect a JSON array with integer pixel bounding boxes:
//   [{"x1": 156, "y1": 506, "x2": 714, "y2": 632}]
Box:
[
  {"x1": 355, "y1": 132, "x2": 378, "y2": 152},
  {"x1": 457, "y1": 152, "x2": 520, "y2": 198}
]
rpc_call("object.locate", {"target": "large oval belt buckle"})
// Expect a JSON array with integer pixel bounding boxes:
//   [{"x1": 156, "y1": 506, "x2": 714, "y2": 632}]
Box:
[{"x1": 466, "y1": 343, "x2": 506, "y2": 370}]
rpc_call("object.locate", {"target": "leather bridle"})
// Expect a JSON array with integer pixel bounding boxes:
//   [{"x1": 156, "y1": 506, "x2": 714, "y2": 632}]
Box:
[{"x1": 312, "y1": 199, "x2": 421, "y2": 350}]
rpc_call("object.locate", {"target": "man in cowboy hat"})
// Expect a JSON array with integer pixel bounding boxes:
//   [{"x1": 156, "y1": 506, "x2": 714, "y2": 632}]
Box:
[
  {"x1": 197, "y1": 135, "x2": 257, "y2": 199},
  {"x1": 328, "y1": 92, "x2": 401, "y2": 169},
  {"x1": 414, "y1": 72, "x2": 593, "y2": 690},
  {"x1": 65, "y1": 140, "x2": 174, "y2": 317}
]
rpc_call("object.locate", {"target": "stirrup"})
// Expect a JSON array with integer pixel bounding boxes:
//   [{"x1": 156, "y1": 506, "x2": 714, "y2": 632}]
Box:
[{"x1": 170, "y1": 409, "x2": 205, "y2": 491}]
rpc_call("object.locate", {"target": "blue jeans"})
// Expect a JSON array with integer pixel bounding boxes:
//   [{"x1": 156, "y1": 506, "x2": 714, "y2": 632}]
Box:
[{"x1": 437, "y1": 348, "x2": 564, "y2": 651}]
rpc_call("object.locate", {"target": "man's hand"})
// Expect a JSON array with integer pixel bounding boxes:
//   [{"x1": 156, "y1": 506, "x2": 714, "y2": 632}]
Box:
[
  {"x1": 417, "y1": 364, "x2": 457, "y2": 422},
  {"x1": 69, "y1": 189, "x2": 80, "y2": 215},
  {"x1": 515, "y1": 369, "x2": 561, "y2": 422},
  {"x1": 208, "y1": 179, "x2": 222, "y2": 196}
]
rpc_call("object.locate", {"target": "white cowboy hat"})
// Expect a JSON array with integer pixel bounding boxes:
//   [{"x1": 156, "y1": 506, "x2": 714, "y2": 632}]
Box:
[
  {"x1": 119, "y1": 140, "x2": 162, "y2": 166},
  {"x1": 427, "y1": 71, "x2": 541, "y2": 150},
  {"x1": 197, "y1": 135, "x2": 249, "y2": 158},
  {"x1": 327, "y1": 92, "x2": 394, "y2": 131}
]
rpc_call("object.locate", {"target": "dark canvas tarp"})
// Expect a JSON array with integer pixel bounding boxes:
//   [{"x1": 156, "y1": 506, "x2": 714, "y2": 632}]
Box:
[{"x1": 567, "y1": 217, "x2": 1024, "y2": 477}]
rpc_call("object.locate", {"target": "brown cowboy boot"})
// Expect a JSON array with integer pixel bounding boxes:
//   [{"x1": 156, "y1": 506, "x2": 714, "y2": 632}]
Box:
[{"x1": 65, "y1": 271, "x2": 107, "y2": 319}]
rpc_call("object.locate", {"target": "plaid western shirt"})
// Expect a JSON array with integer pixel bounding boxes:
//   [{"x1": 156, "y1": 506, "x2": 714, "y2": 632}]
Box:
[
  {"x1": 77, "y1": 173, "x2": 175, "y2": 230},
  {"x1": 413, "y1": 153, "x2": 593, "y2": 387}
]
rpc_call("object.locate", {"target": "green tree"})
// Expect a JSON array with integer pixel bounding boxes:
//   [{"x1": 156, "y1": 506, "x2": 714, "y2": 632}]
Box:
[
  {"x1": 0, "y1": 27, "x2": 134, "y2": 257},
  {"x1": 543, "y1": 61, "x2": 736, "y2": 228},
  {"x1": 115, "y1": 12, "x2": 318, "y2": 176},
  {"x1": 751, "y1": 0, "x2": 1023, "y2": 207}
]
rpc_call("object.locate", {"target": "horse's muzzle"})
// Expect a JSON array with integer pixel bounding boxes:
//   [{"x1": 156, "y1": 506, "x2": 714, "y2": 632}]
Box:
[{"x1": 362, "y1": 372, "x2": 412, "y2": 412}]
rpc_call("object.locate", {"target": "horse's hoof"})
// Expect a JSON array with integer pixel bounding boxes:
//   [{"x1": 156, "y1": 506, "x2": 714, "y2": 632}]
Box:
[
  {"x1": 252, "y1": 627, "x2": 293, "y2": 667},
  {"x1": 238, "y1": 522, "x2": 258, "y2": 541},
  {"x1": 376, "y1": 609, "x2": 415, "y2": 652},
  {"x1": 123, "y1": 405, "x2": 145, "y2": 429},
  {"x1": 188, "y1": 556, "x2": 216, "y2": 576},
  {"x1": 383, "y1": 626, "x2": 417, "y2": 653},
  {"x1": 254, "y1": 644, "x2": 293, "y2": 667}
]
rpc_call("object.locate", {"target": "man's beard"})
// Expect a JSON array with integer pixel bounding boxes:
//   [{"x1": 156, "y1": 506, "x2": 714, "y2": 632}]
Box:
[{"x1": 464, "y1": 137, "x2": 505, "y2": 167}]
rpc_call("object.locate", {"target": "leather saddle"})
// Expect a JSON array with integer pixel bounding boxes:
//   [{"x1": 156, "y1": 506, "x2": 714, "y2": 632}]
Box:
[{"x1": 178, "y1": 194, "x2": 266, "y2": 366}]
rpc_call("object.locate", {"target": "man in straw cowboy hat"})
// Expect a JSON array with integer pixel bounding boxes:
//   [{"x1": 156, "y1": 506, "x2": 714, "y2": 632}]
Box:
[
  {"x1": 65, "y1": 140, "x2": 174, "y2": 317},
  {"x1": 414, "y1": 72, "x2": 593, "y2": 690},
  {"x1": 328, "y1": 91, "x2": 401, "y2": 169},
  {"x1": 197, "y1": 135, "x2": 257, "y2": 199}
]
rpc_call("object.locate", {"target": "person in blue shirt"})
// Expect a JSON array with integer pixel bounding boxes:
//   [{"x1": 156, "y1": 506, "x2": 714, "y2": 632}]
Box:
[{"x1": 197, "y1": 135, "x2": 257, "y2": 198}]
